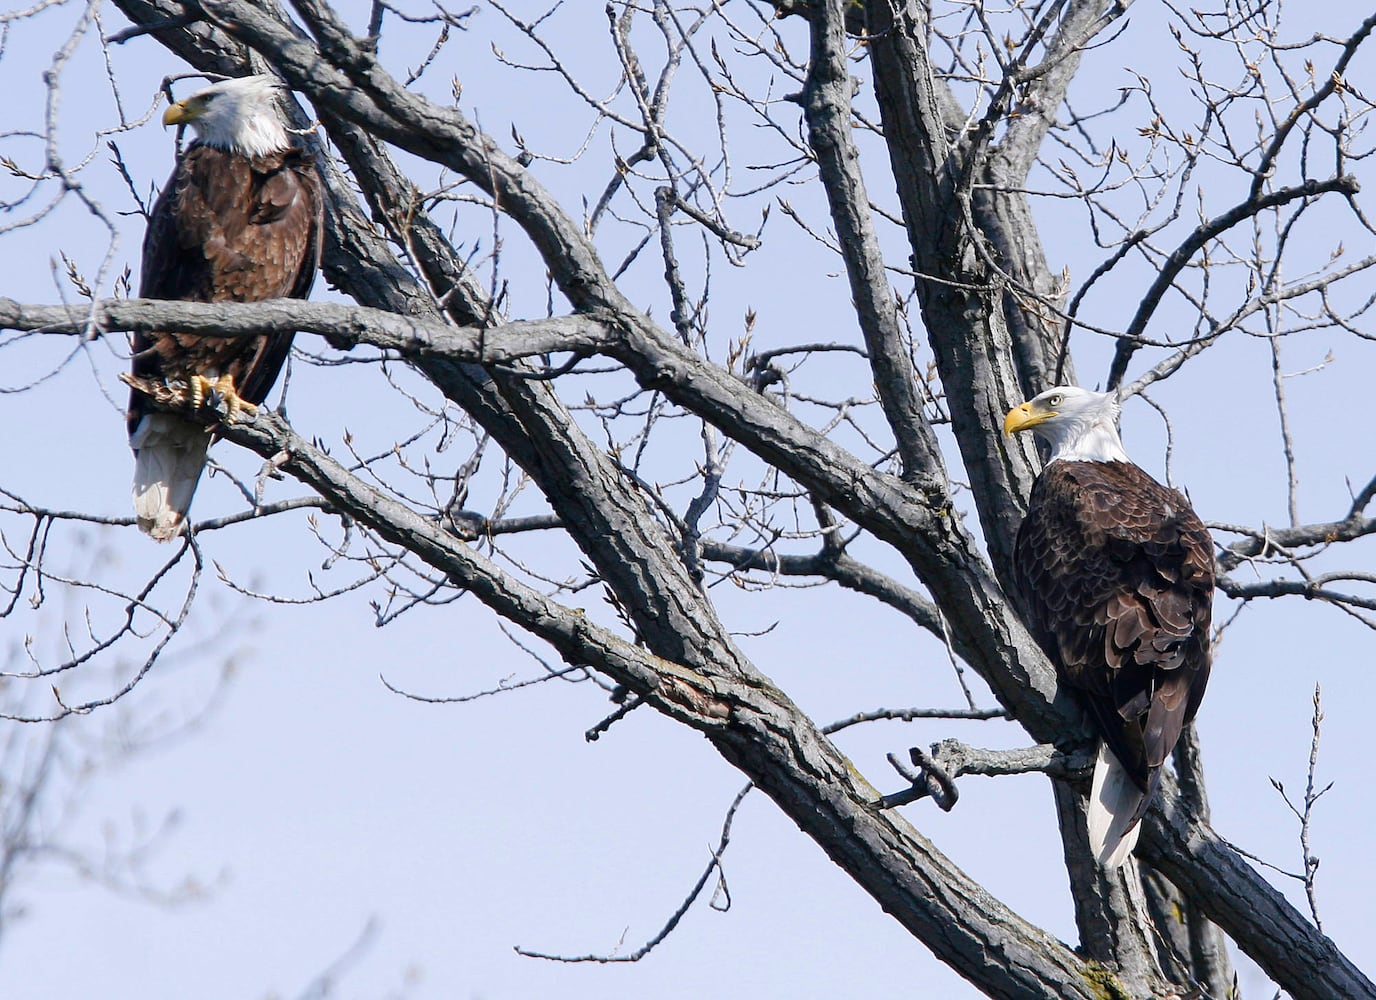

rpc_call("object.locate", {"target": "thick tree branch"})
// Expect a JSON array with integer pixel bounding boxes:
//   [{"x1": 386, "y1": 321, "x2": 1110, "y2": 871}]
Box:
[
  {"x1": 971, "y1": 0, "x2": 1127, "y2": 393},
  {"x1": 0, "y1": 298, "x2": 611, "y2": 362},
  {"x1": 153, "y1": 3, "x2": 1051, "y2": 741},
  {"x1": 1140, "y1": 769, "x2": 1375, "y2": 1000},
  {"x1": 861, "y1": 4, "x2": 1150, "y2": 972},
  {"x1": 864, "y1": 0, "x2": 1040, "y2": 584},
  {"x1": 217, "y1": 407, "x2": 1117, "y2": 1000},
  {"x1": 803, "y1": 0, "x2": 946, "y2": 490}
]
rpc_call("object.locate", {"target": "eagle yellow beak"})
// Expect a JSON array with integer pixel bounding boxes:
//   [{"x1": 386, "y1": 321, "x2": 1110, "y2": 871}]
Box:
[
  {"x1": 1004, "y1": 401, "x2": 1051, "y2": 436},
  {"x1": 162, "y1": 99, "x2": 201, "y2": 127}
]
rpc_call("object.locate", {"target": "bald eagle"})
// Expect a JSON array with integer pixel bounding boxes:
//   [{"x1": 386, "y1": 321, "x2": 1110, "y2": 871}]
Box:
[
  {"x1": 123, "y1": 75, "x2": 323, "y2": 540},
  {"x1": 1005, "y1": 387, "x2": 1214, "y2": 868}
]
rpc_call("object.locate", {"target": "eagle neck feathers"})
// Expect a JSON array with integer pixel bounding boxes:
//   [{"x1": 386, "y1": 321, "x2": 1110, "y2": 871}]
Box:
[
  {"x1": 197, "y1": 114, "x2": 291, "y2": 161},
  {"x1": 1043, "y1": 405, "x2": 1130, "y2": 465}
]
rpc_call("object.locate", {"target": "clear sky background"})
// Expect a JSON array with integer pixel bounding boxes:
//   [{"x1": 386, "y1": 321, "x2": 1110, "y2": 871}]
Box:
[{"x1": 1, "y1": 3, "x2": 1373, "y2": 998}]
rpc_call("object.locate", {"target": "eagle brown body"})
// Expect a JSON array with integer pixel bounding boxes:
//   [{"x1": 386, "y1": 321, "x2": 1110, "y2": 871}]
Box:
[
  {"x1": 130, "y1": 144, "x2": 321, "y2": 429},
  {"x1": 1006, "y1": 387, "x2": 1214, "y2": 867},
  {"x1": 1014, "y1": 461, "x2": 1214, "y2": 796},
  {"x1": 127, "y1": 76, "x2": 322, "y2": 540}
]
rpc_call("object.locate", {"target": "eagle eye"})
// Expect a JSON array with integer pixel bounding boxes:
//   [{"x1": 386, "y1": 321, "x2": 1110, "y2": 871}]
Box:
[{"x1": 1047, "y1": 393, "x2": 1062, "y2": 407}]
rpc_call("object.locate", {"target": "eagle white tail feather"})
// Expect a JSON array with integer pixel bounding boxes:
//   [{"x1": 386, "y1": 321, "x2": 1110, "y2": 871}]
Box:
[
  {"x1": 130, "y1": 413, "x2": 212, "y2": 541},
  {"x1": 1088, "y1": 741, "x2": 1146, "y2": 869}
]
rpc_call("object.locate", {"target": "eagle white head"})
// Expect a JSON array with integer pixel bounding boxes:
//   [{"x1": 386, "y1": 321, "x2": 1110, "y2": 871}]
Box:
[
  {"x1": 162, "y1": 75, "x2": 291, "y2": 158},
  {"x1": 1003, "y1": 385, "x2": 1130, "y2": 464}
]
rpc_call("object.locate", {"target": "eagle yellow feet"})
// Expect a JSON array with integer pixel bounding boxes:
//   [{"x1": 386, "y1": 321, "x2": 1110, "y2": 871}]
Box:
[
  {"x1": 188, "y1": 374, "x2": 259, "y2": 423},
  {"x1": 120, "y1": 372, "x2": 259, "y2": 423}
]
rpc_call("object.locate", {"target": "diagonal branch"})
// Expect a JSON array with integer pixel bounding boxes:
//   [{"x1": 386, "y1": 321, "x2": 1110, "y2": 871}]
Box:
[
  {"x1": 216, "y1": 407, "x2": 1116, "y2": 1000},
  {"x1": 1140, "y1": 769, "x2": 1374, "y2": 1000},
  {"x1": 803, "y1": 0, "x2": 946, "y2": 489},
  {"x1": 1106, "y1": 174, "x2": 1361, "y2": 389}
]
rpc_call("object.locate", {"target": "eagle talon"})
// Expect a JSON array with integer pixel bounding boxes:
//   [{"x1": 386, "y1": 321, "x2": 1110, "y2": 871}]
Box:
[
  {"x1": 193, "y1": 374, "x2": 258, "y2": 424},
  {"x1": 122, "y1": 372, "x2": 258, "y2": 424},
  {"x1": 187, "y1": 374, "x2": 208, "y2": 411}
]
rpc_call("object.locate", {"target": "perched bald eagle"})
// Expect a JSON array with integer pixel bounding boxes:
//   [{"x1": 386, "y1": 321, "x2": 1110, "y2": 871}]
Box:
[
  {"x1": 123, "y1": 75, "x2": 323, "y2": 540},
  {"x1": 1005, "y1": 387, "x2": 1214, "y2": 868}
]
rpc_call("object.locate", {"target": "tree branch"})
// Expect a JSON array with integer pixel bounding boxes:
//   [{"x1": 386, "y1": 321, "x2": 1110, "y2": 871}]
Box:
[
  {"x1": 1140, "y1": 769, "x2": 1374, "y2": 1000},
  {"x1": 0, "y1": 297, "x2": 612, "y2": 362},
  {"x1": 215, "y1": 407, "x2": 1119, "y2": 1000},
  {"x1": 803, "y1": 0, "x2": 946, "y2": 489},
  {"x1": 1107, "y1": 174, "x2": 1361, "y2": 389}
]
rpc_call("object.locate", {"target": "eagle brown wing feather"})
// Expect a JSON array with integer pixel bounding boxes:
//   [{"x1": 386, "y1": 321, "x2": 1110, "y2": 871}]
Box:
[
  {"x1": 1014, "y1": 460, "x2": 1213, "y2": 804},
  {"x1": 129, "y1": 142, "x2": 322, "y2": 435}
]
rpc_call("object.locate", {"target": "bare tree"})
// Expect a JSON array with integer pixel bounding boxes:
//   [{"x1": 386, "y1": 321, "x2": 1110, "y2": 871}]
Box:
[
  {"x1": 2, "y1": 1, "x2": 1375, "y2": 997},
  {"x1": 0, "y1": 539, "x2": 241, "y2": 949}
]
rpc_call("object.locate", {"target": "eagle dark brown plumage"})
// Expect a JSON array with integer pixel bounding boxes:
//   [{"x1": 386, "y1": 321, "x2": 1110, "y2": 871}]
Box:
[
  {"x1": 126, "y1": 75, "x2": 322, "y2": 540},
  {"x1": 1006, "y1": 387, "x2": 1214, "y2": 868}
]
